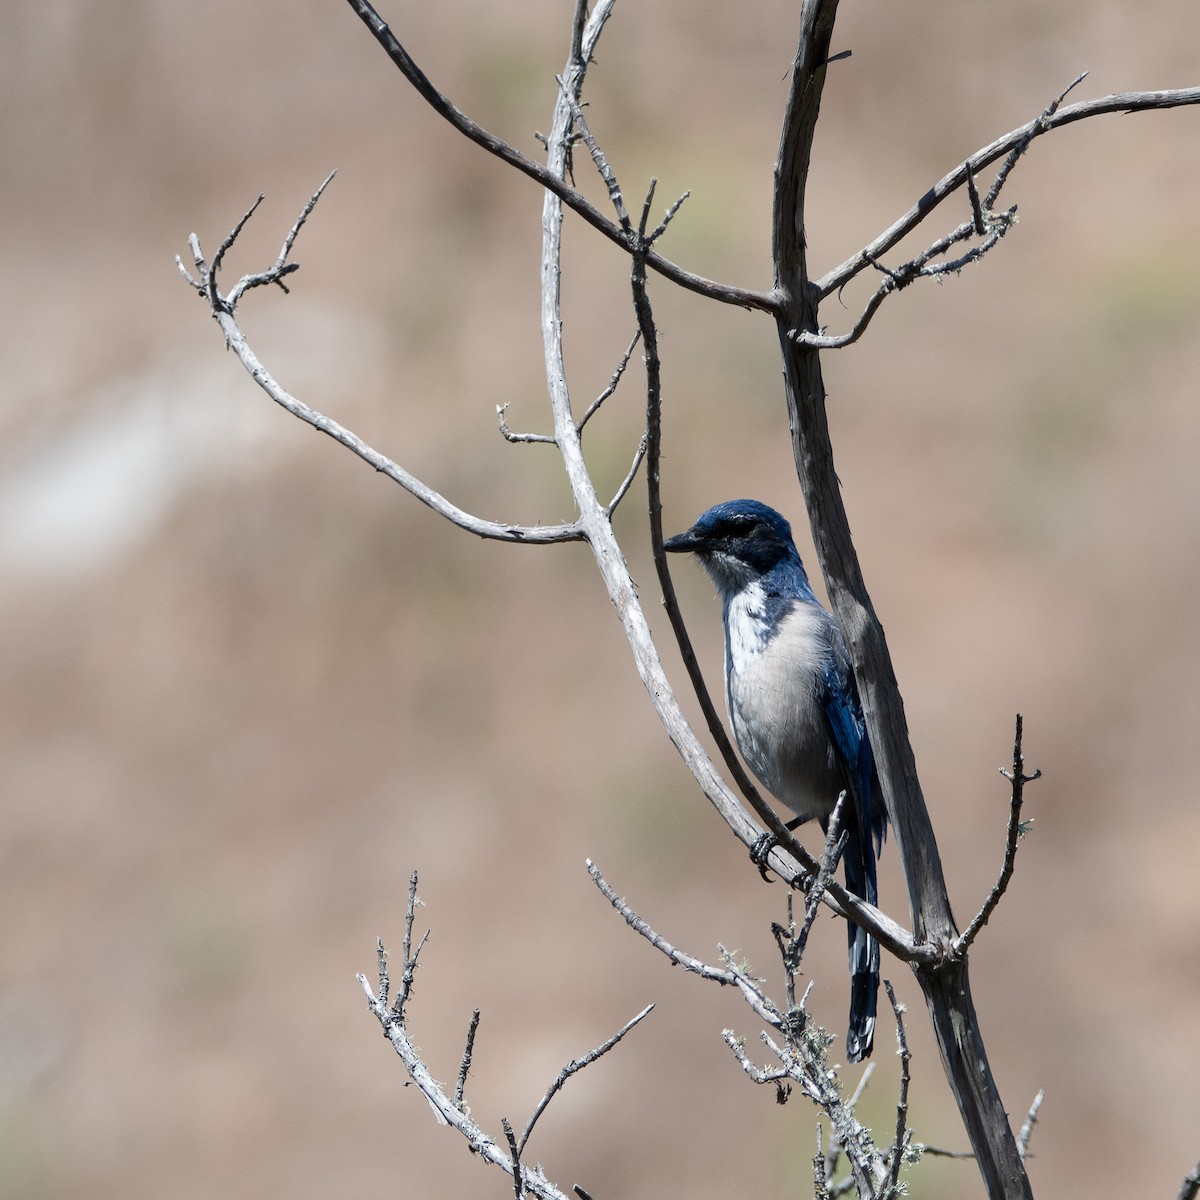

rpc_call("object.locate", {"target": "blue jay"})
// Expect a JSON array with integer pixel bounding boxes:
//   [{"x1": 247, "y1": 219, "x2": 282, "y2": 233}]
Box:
[{"x1": 664, "y1": 499, "x2": 887, "y2": 1062}]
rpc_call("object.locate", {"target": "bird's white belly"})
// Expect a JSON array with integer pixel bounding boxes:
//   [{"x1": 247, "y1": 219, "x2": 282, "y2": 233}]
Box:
[{"x1": 724, "y1": 590, "x2": 845, "y2": 825}]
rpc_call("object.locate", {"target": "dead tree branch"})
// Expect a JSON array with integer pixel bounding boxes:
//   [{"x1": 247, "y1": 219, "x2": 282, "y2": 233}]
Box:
[
  {"x1": 588, "y1": 850, "x2": 927, "y2": 1199},
  {"x1": 176, "y1": 183, "x2": 582, "y2": 547},
  {"x1": 772, "y1": 2, "x2": 1038, "y2": 1196},
  {"x1": 358, "y1": 875, "x2": 651, "y2": 1200},
  {"x1": 816, "y1": 78, "x2": 1200, "y2": 300}
]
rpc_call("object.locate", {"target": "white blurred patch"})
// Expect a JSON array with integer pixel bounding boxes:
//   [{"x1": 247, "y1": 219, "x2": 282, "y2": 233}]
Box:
[{"x1": 0, "y1": 302, "x2": 382, "y2": 578}]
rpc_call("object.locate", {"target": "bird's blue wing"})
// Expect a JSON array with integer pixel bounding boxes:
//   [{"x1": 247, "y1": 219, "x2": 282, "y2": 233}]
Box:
[
  {"x1": 819, "y1": 660, "x2": 886, "y2": 856},
  {"x1": 819, "y1": 656, "x2": 886, "y2": 1063}
]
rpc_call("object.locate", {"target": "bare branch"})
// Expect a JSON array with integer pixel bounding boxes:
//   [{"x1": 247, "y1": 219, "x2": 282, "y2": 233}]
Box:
[
  {"x1": 341, "y1": 0, "x2": 779, "y2": 313},
  {"x1": 227, "y1": 172, "x2": 337, "y2": 305},
  {"x1": 613, "y1": 122, "x2": 821, "y2": 878},
  {"x1": 518, "y1": 1003, "x2": 655, "y2": 1154},
  {"x1": 957, "y1": 714, "x2": 1041, "y2": 956},
  {"x1": 359, "y1": 935, "x2": 571, "y2": 1199},
  {"x1": 375, "y1": 937, "x2": 390, "y2": 1011},
  {"x1": 817, "y1": 81, "x2": 1200, "y2": 298},
  {"x1": 586, "y1": 861, "x2": 739, "y2": 987},
  {"x1": 178, "y1": 198, "x2": 583, "y2": 547}
]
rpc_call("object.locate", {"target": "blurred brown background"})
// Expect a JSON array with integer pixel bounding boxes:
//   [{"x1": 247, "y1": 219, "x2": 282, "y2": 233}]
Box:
[{"x1": 2, "y1": 2, "x2": 1199, "y2": 1197}]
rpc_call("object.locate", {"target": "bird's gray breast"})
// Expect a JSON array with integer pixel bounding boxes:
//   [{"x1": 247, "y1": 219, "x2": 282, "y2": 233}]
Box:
[{"x1": 723, "y1": 585, "x2": 846, "y2": 826}]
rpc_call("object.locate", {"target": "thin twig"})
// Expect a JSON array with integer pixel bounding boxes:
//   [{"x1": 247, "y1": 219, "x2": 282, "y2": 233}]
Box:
[
  {"x1": 795, "y1": 794, "x2": 848, "y2": 962},
  {"x1": 501, "y1": 1117, "x2": 523, "y2": 1200},
  {"x1": 376, "y1": 937, "x2": 390, "y2": 1011},
  {"x1": 883, "y1": 980, "x2": 911, "y2": 1199},
  {"x1": 454, "y1": 1009, "x2": 481, "y2": 1111},
  {"x1": 986, "y1": 74, "x2": 1088, "y2": 207},
  {"x1": 586, "y1": 861, "x2": 738, "y2": 987},
  {"x1": 646, "y1": 190, "x2": 692, "y2": 246},
  {"x1": 209, "y1": 192, "x2": 265, "y2": 292},
  {"x1": 577, "y1": 331, "x2": 641, "y2": 433},
  {"x1": 227, "y1": 172, "x2": 337, "y2": 305},
  {"x1": 359, "y1": 951, "x2": 571, "y2": 1198},
  {"x1": 394, "y1": 870, "x2": 429, "y2": 1019},
  {"x1": 604, "y1": 433, "x2": 647, "y2": 517},
  {"x1": 814, "y1": 1122, "x2": 830, "y2": 1200},
  {"x1": 497, "y1": 403, "x2": 558, "y2": 445},
  {"x1": 586, "y1": 861, "x2": 788, "y2": 1028},
  {"x1": 518, "y1": 1004, "x2": 655, "y2": 1153},
  {"x1": 561, "y1": 84, "x2": 630, "y2": 233},
  {"x1": 1015, "y1": 1089, "x2": 1044, "y2": 1162},
  {"x1": 965, "y1": 161, "x2": 985, "y2": 236},
  {"x1": 957, "y1": 714, "x2": 1041, "y2": 955},
  {"x1": 822, "y1": 1061, "x2": 875, "y2": 1186},
  {"x1": 620, "y1": 121, "x2": 820, "y2": 880}
]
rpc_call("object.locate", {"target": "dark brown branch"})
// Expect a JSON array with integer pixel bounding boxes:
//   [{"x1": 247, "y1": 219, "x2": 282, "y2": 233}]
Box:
[
  {"x1": 772, "y1": 4, "x2": 1034, "y2": 1198},
  {"x1": 619, "y1": 158, "x2": 820, "y2": 876},
  {"x1": 341, "y1": 0, "x2": 778, "y2": 313}
]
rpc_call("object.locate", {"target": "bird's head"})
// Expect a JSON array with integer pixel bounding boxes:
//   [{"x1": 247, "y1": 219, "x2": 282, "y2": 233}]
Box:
[{"x1": 664, "y1": 499, "x2": 805, "y2": 595}]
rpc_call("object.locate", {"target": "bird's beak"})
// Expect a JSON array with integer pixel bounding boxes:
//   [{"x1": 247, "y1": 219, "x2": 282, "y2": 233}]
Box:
[{"x1": 663, "y1": 526, "x2": 703, "y2": 554}]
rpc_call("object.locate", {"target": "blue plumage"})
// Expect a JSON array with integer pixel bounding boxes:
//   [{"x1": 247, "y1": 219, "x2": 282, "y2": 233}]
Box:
[{"x1": 665, "y1": 499, "x2": 887, "y2": 1061}]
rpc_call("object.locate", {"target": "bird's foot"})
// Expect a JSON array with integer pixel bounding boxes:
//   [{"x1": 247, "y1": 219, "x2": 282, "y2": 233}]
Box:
[{"x1": 750, "y1": 832, "x2": 778, "y2": 880}]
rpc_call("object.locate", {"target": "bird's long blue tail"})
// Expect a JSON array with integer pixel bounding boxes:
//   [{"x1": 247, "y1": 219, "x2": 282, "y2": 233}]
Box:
[{"x1": 841, "y1": 822, "x2": 880, "y2": 1063}]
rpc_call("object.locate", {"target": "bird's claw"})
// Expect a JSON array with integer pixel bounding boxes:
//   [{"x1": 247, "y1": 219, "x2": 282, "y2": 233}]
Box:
[{"x1": 750, "y1": 832, "x2": 778, "y2": 880}]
